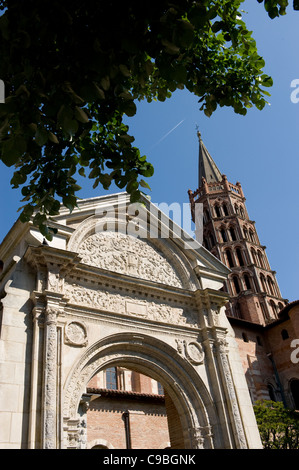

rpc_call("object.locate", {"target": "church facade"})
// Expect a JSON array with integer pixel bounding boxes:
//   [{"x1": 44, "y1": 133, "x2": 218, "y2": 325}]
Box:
[{"x1": 0, "y1": 191, "x2": 262, "y2": 449}]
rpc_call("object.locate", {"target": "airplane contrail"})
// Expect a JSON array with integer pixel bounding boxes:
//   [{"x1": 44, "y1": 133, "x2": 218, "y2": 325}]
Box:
[{"x1": 151, "y1": 119, "x2": 185, "y2": 149}]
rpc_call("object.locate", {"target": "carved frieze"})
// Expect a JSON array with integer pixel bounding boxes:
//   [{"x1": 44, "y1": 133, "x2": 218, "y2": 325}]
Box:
[
  {"x1": 77, "y1": 231, "x2": 183, "y2": 288},
  {"x1": 64, "y1": 282, "x2": 198, "y2": 328}
]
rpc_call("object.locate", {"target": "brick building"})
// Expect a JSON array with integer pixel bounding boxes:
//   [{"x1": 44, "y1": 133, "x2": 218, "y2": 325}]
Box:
[{"x1": 188, "y1": 131, "x2": 299, "y2": 408}]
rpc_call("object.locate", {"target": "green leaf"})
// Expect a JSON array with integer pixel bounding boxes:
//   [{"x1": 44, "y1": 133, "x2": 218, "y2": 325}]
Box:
[
  {"x1": 99, "y1": 173, "x2": 112, "y2": 189},
  {"x1": 74, "y1": 106, "x2": 89, "y2": 123},
  {"x1": 161, "y1": 39, "x2": 180, "y2": 55},
  {"x1": 48, "y1": 131, "x2": 59, "y2": 144},
  {"x1": 175, "y1": 19, "x2": 194, "y2": 48},
  {"x1": 139, "y1": 163, "x2": 154, "y2": 177},
  {"x1": 11, "y1": 171, "x2": 27, "y2": 187},
  {"x1": 62, "y1": 194, "x2": 77, "y2": 212},
  {"x1": 122, "y1": 101, "x2": 137, "y2": 117},
  {"x1": 35, "y1": 127, "x2": 48, "y2": 146},
  {"x1": 139, "y1": 179, "x2": 151, "y2": 190},
  {"x1": 261, "y1": 74, "x2": 273, "y2": 87},
  {"x1": 19, "y1": 205, "x2": 34, "y2": 222},
  {"x1": 62, "y1": 117, "x2": 79, "y2": 136},
  {"x1": 1, "y1": 135, "x2": 27, "y2": 166},
  {"x1": 129, "y1": 189, "x2": 141, "y2": 203},
  {"x1": 119, "y1": 64, "x2": 131, "y2": 77},
  {"x1": 100, "y1": 76, "x2": 110, "y2": 91},
  {"x1": 126, "y1": 180, "x2": 139, "y2": 193}
]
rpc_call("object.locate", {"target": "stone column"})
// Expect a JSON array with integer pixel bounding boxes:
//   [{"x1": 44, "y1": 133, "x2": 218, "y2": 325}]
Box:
[
  {"x1": 28, "y1": 292, "x2": 45, "y2": 449},
  {"x1": 188, "y1": 425, "x2": 213, "y2": 449},
  {"x1": 42, "y1": 306, "x2": 58, "y2": 449},
  {"x1": 214, "y1": 337, "x2": 248, "y2": 449}
]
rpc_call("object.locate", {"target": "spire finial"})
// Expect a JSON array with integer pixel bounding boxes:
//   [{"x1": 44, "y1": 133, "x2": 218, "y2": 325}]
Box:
[{"x1": 195, "y1": 124, "x2": 202, "y2": 141}]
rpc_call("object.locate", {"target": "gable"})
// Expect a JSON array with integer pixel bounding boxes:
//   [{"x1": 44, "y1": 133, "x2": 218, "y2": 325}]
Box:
[{"x1": 77, "y1": 230, "x2": 183, "y2": 288}]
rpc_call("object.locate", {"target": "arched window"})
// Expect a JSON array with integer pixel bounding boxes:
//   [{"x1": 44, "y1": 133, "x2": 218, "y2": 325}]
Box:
[
  {"x1": 225, "y1": 249, "x2": 234, "y2": 268},
  {"x1": 229, "y1": 227, "x2": 236, "y2": 241},
  {"x1": 260, "y1": 274, "x2": 267, "y2": 292},
  {"x1": 269, "y1": 300, "x2": 277, "y2": 317},
  {"x1": 267, "y1": 276, "x2": 275, "y2": 296},
  {"x1": 249, "y1": 230, "x2": 255, "y2": 243},
  {"x1": 220, "y1": 228, "x2": 227, "y2": 242},
  {"x1": 236, "y1": 248, "x2": 244, "y2": 266},
  {"x1": 244, "y1": 274, "x2": 251, "y2": 290},
  {"x1": 233, "y1": 276, "x2": 240, "y2": 294},
  {"x1": 257, "y1": 251, "x2": 264, "y2": 269},
  {"x1": 240, "y1": 206, "x2": 245, "y2": 218},
  {"x1": 278, "y1": 302, "x2": 284, "y2": 311},
  {"x1": 260, "y1": 301, "x2": 270, "y2": 321},
  {"x1": 222, "y1": 203, "x2": 229, "y2": 216},
  {"x1": 251, "y1": 248, "x2": 257, "y2": 265},
  {"x1": 243, "y1": 227, "x2": 248, "y2": 239},
  {"x1": 234, "y1": 204, "x2": 239, "y2": 215},
  {"x1": 290, "y1": 379, "x2": 299, "y2": 410},
  {"x1": 281, "y1": 329, "x2": 289, "y2": 340},
  {"x1": 215, "y1": 205, "x2": 221, "y2": 217}
]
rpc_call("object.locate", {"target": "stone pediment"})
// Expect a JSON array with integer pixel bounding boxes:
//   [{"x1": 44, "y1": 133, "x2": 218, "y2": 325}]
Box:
[{"x1": 77, "y1": 230, "x2": 183, "y2": 288}]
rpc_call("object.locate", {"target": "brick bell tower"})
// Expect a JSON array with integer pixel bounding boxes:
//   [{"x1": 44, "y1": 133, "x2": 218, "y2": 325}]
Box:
[{"x1": 188, "y1": 131, "x2": 288, "y2": 326}]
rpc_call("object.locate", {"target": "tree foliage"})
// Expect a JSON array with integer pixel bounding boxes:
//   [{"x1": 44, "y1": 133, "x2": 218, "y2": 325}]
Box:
[
  {"x1": 254, "y1": 400, "x2": 299, "y2": 449},
  {"x1": 0, "y1": 0, "x2": 295, "y2": 238}
]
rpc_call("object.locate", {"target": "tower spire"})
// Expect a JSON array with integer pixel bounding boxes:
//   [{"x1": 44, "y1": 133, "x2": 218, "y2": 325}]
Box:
[{"x1": 197, "y1": 131, "x2": 222, "y2": 186}]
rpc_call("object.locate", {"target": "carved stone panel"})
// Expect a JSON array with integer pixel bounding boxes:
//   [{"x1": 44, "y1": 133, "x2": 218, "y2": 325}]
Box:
[
  {"x1": 176, "y1": 339, "x2": 205, "y2": 365},
  {"x1": 65, "y1": 321, "x2": 88, "y2": 347},
  {"x1": 77, "y1": 231, "x2": 183, "y2": 288},
  {"x1": 64, "y1": 282, "x2": 199, "y2": 328}
]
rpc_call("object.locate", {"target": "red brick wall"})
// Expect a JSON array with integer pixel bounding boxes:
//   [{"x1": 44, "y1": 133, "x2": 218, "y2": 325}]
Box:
[
  {"x1": 87, "y1": 396, "x2": 170, "y2": 449},
  {"x1": 164, "y1": 391, "x2": 185, "y2": 449},
  {"x1": 232, "y1": 324, "x2": 274, "y2": 401}
]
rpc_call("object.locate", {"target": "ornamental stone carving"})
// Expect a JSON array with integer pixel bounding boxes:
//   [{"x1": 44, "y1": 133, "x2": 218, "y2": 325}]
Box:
[
  {"x1": 77, "y1": 231, "x2": 183, "y2": 288},
  {"x1": 176, "y1": 339, "x2": 205, "y2": 365},
  {"x1": 65, "y1": 321, "x2": 88, "y2": 347},
  {"x1": 184, "y1": 341, "x2": 205, "y2": 365},
  {"x1": 64, "y1": 282, "x2": 198, "y2": 328}
]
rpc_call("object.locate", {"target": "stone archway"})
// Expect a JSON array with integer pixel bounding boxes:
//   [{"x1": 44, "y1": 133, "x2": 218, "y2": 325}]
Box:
[{"x1": 62, "y1": 332, "x2": 219, "y2": 449}]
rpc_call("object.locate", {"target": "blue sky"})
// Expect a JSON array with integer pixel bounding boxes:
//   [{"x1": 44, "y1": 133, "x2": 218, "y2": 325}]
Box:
[{"x1": 0, "y1": 1, "x2": 298, "y2": 302}]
